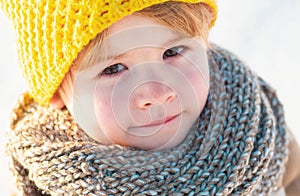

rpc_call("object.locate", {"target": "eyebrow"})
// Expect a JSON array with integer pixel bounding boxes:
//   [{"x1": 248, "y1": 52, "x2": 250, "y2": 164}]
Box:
[
  {"x1": 102, "y1": 34, "x2": 188, "y2": 62},
  {"x1": 163, "y1": 34, "x2": 188, "y2": 46}
]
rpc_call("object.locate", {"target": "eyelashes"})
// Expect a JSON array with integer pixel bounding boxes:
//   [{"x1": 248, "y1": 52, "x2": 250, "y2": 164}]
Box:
[
  {"x1": 100, "y1": 45, "x2": 185, "y2": 77},
  {"x1": 101, "y1": 63, "x2": 128, "y2": 76},
  {"x1": 163, "y1": 46, "x2": 184, "y2": 59}
]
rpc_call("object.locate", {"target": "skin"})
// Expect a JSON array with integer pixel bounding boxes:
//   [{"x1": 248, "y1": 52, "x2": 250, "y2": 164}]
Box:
[{"x1": 51, "y1": 14, "x2": 210, "y2": 150}]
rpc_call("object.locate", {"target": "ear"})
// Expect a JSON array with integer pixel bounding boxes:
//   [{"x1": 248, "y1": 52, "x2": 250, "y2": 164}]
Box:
[{"x1": 50, "y1": 91, "x2": 65, "y2": 109}]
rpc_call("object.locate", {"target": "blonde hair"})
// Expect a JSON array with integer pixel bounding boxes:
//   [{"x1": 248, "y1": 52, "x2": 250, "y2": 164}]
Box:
[
  {"x1": 58, "y1": 2, "x2": 214, "y2": 96},
  {"x1": 136, "y1": 2, "x2": 213, "y2": 43}
]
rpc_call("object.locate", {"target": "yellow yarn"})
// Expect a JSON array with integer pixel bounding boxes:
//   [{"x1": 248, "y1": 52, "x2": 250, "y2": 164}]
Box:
[{"x1": 0, "y1": 0, "x2": 217, "y2": 105}]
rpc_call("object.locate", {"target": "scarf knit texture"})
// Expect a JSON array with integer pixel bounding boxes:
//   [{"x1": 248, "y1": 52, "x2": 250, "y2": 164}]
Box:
[{"x1": 7, "y1": 45, "x2": 289, "y2": 196}]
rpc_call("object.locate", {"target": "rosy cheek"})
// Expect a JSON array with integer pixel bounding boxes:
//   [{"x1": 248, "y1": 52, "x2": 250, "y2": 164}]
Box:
[
  {"x1": 94, "y1": 93, "x2": 115, "y2": 126},
  {"x1": 94, "y1": 100, "x2": 120, "y2": 143},
  {"x1": 185, "y1": 70, "x2": 209, "y2": 108}
]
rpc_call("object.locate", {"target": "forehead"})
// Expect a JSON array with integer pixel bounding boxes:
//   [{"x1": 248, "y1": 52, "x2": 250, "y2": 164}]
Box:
[
  {"x1": 108, "y1": 14, "x2": 167, "y2": 35},
  {"x1": 103, "y1": 14, "x2": 188, "y2": 56}
]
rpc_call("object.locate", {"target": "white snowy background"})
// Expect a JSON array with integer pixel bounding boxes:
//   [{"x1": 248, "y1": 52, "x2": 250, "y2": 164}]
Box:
[{"x1": 1, "y1": 0, "x2": 299, "y2": 194}]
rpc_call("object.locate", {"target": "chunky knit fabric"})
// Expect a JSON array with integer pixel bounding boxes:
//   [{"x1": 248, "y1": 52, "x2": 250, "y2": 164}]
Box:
[
  {"x1": 0, "y1": 0, "x2": 217, "y2": 105},
  {"x1": 7, "y1": 45, "x2": 288, "y2": 195}
]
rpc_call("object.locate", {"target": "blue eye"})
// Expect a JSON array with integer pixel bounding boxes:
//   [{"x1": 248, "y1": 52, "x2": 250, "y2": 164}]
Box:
[
  {"x1": 101, "y1": 63, "x2": 128, "y2": 76},
  {"x1": 163, "y1": 46, "x2": 184, "y2": 59}
]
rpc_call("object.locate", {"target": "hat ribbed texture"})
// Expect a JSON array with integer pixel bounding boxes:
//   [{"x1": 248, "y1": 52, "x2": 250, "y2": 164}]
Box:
[{"x1": 0, "y1": 0, "x2": 217, "y2": 105}]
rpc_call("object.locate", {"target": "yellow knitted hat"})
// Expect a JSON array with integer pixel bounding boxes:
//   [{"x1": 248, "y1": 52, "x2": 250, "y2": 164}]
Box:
[{"x1": 0, "y1": 0, "x2": 217, "y2": 105}]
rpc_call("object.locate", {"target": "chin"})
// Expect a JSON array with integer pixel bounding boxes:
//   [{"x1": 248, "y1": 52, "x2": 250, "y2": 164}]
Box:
[{"x1": 131, "y1": 135, "x2": 185, "y2": 151}]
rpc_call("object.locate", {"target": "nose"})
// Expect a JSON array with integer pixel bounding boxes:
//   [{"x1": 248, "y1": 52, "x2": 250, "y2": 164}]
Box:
[{"x1": 133, "y1": 82, "x2": 176, "y2": 109}]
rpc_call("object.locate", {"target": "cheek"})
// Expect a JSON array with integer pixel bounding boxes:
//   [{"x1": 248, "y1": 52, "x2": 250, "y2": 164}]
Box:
[
  {"x1": 184, "y1": 64, "x2": 210, "y2": 110},
  {"x1": 93, "y1": 88, "x2": 127, "y2": 144},
  {"x1": 94, "y1": 84, "x2": 130, "y2": 132},
  {"x1": 94, "y1": 87, "x2": 116, "y2": 129}
]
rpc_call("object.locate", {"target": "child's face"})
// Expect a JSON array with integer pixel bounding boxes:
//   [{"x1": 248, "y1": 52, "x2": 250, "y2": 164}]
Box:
[{"x1": 62, "y1": 14, "x2": 210, "y2": 150}]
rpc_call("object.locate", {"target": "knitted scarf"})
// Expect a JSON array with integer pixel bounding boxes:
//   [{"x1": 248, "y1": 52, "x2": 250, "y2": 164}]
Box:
[{"x1": 6, "y1": 45, "x2": 289, "y2": 196}]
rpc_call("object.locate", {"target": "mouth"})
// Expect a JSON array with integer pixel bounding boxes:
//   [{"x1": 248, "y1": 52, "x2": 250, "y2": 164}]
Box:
[
  {"x1": 138, "y1": 113, "x2": 181, "y2": 128},
  {"x1": 126, "y1": 113, "x2": 182, "y2": 137}
]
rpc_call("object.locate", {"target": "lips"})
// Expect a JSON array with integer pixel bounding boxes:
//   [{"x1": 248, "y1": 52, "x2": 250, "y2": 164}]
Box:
[
  {"x1": 139, "y1": 113, "x2": 181, "y2": 128},
  {"x1": 127, "y1": 113, "x2": 182, "y2": 137}
]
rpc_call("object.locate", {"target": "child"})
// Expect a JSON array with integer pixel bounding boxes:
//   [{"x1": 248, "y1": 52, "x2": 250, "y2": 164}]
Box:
[{"x1": 1, "y1": 0, "x2": 299, "y2": 195}]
